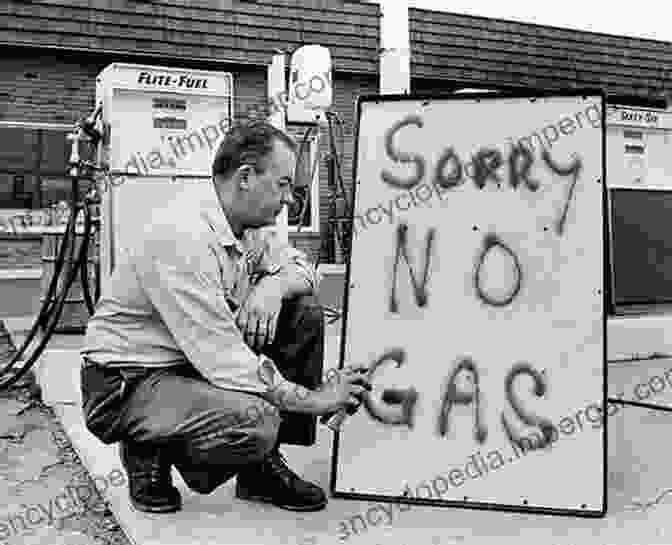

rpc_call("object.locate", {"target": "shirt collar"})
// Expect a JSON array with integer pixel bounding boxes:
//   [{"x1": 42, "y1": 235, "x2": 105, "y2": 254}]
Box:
[{"x1": 199, "y1": 181, "x2": 245, "y2": 256}]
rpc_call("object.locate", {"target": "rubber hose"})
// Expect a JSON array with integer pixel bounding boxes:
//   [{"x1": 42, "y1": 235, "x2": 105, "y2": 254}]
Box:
[
  {"x1": 0, "y1": 204, "x2": 91, "y2": 389},
  {"x1": 79, "y1": 200, "x2": 96, "y2": 315},
  {"x1": 295, "y1": 125, "x2": 317, "y2": 232},
  {"x1": 0, "y1": 197, "x2": 78, "y2": 379}
]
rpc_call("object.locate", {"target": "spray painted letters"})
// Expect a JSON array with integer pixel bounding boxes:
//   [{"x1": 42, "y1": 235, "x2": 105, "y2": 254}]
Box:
[
  {"x1": 382, "y1": 113, "x2": 583, "y2": 236},
  {"x1": 357, "y1": 111, "x2": 588, "y2": 447}
]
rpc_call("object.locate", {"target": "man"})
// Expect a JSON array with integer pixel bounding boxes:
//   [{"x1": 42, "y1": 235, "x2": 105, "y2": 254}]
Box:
[{"x1": 80, "y1": 121, "x2": 370, "y2": 514}]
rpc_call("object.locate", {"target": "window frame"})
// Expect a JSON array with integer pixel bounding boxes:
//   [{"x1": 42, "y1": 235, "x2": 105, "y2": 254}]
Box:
[{"x1": 0, "y1": 120, "x2": 74, "y2": 211}]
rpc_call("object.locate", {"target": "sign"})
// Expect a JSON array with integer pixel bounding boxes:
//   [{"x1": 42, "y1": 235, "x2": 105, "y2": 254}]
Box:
[
  {"x1": 333, "y1": 93, "x2": 606, "y2": 516},
  {"x1": 137, "y1": 71, "x2": 209, "y2": 90},
  {"x1": 97, "y1": 63, "x2": 232, "y2": 96}
]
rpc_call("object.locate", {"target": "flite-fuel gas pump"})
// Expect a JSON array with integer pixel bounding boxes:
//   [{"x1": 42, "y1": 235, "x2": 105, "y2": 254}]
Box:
[{"x1": 94, "y1": 63, "x2": 288, "y2": 292}]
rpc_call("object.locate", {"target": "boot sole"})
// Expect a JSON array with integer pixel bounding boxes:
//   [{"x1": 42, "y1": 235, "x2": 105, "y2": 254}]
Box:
[
  {"x1": 236, "y1": 490, "x2": 327, "y2": 512},
  {"x1": 129, "y1": 497, "x2": 182, "y2": 514},
  {"x1": 120, "y1": 444, "x2": 182, "y2": 513}
]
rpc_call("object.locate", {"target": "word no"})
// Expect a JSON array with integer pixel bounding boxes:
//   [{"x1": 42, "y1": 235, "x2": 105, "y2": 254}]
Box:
[{"x1": 389, "y1": 222, "x2": 525, "y2": 309}]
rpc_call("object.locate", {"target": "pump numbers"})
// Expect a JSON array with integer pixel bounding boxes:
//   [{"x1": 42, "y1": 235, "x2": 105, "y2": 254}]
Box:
[{"x1": 153, "y1": 117, "x2": 187, "y2": 130}]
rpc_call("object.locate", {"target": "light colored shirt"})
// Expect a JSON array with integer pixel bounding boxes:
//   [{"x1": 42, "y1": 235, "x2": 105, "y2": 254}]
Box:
[{"x1": 81, "y1": 181, "x2": 321, "y2": 395}]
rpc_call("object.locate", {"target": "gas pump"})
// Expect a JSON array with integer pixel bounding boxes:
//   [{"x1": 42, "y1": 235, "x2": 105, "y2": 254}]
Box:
[
  {"x1": 605, "y1": 103, "x2": 672, "y2": 361},
  {"x1": 95, "y1": 63, "x2": 288, "y2": 291}
]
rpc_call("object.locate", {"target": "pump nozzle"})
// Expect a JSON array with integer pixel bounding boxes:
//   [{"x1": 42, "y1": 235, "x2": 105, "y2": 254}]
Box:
[{"x1": 78, "y1": 103, "x2": 104, "y2": 146}]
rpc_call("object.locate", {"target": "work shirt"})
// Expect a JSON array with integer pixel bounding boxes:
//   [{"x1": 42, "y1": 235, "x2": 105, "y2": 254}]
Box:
[{"x1": 81, "y1": 181, "x2": 321, "y2": 395}]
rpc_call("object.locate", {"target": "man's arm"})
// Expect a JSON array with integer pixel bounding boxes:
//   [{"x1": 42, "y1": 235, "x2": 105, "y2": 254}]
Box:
[
  {"x1": 237, "y1": 230, "x2": 321, "y2": 349},
  {"x1": 252, "y1": 228, "x2": 321, "y2": 300},
  {"x1": 257, "y1": 357, "x2": 371, "y2": 415},
  {"x1": 255, "y1": 357, "x2": 322, "y2": 413},
  {"x1": 259, "y1": 268, "x2": 313, "y2": 301}
]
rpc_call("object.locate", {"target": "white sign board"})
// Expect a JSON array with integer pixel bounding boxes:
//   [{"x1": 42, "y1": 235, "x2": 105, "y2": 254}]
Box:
[{"x1": 333, "y1": 93, "x2": 606, "y2": 516}]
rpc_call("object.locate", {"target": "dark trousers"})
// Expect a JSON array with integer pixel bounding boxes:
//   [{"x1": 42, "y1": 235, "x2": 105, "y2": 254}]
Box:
[{"x1": 81, "y1": 294, "x2": 324, "y2": 491}]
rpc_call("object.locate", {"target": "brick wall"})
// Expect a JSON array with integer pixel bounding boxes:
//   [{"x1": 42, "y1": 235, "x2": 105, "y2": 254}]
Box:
[
  {"x1": 0, "y1": 49, "x2": 98, "y2": 123},
  {"x1": 1, "y1": 0, "x2": 380, "y2": 75},
  {"x1": 409, "y1": 8, "x2": 671, "y2": 101}
]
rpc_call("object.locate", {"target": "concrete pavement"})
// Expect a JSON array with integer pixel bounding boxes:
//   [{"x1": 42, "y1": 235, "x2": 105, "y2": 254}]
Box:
[{"x1": 5, "y1": 318, "x2": 672, "y2": 545}]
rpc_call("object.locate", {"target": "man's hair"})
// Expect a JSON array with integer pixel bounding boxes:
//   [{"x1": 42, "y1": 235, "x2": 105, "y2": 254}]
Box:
[{"x1": 211, "y1": 120, "x2": 296, "y2": 179}]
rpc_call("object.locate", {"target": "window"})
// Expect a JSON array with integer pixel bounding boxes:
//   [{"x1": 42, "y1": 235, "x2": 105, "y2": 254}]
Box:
[
  {"x1": 0, "y1": 122, "x2": 91, "y2": 211},
  {"x1": 609, "y1": 188, "x2": 672, "y2": 310},
  {"x1": 287, "y1": 126, "x2": 320, "y2": 232}
]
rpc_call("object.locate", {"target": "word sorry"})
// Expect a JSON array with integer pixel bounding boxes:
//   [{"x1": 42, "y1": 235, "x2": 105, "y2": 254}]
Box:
[
  {"x1": 383, "y1": 115, "x2": 582, "y2": 234},
  {"x1": 352, "y1": 102, "x2": 597, "y2": 237}
]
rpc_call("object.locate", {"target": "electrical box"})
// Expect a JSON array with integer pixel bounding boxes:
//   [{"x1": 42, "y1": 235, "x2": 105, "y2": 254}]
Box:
[
  {"x1": 286, "y1": 45, "x2": 333, "y2": 124},
  {"x1": 95, "y1": 63, "x2": 287, "y2": 290}
]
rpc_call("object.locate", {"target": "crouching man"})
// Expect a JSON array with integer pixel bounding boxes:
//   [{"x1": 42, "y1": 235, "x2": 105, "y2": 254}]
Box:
[{"x1": 80, "y1": 121, "x2": 370, "y2": 514}]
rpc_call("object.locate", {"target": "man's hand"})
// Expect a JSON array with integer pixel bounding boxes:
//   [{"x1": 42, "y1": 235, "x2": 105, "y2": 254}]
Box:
[
  {"x1": 315, "y1": 367, "x2": 372, "y2": 415},
  {"x1": 259, "y1": 365, "x2": 371, "y2": 416},
  {"x1": 236, "y1": 280, "x2": 284, "y2": 351}
]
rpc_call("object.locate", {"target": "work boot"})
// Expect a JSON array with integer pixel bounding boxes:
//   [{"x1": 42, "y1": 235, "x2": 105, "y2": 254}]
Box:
[
  {"x1": 235, "y1": 445, "x2": 327, "y2": 511},
  {"x1": 120, "y1": 441, "x2": 182, "y2": 513}
]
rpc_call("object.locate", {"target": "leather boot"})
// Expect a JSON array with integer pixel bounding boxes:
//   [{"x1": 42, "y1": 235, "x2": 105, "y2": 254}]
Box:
[
  {"x1": 235, "y1": 444, "x2": 327, "y2": 511},
  {"x1": 120, "y1": 441, "x2": 182, "y2": 513}
]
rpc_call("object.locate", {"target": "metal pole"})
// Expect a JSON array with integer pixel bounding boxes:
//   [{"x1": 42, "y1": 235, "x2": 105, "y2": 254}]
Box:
[{"x1": 379, "y1": 0, "x2": 410, "y2": 95}]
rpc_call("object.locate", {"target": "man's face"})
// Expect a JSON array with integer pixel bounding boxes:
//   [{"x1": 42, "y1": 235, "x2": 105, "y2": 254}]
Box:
[{"x1": 243, "y1": 139, "x2": 296, "y2": 229}]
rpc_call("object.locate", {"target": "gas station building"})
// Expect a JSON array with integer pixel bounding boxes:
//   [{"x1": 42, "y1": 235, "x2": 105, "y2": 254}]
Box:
[{"x1": 0, "y1": 0, "x2": 670, "y2": 319}]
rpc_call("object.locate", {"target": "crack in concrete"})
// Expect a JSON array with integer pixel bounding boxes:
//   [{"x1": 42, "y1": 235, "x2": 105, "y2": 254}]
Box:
[{"x1": 629, "y1": 488, "x2": 672, "y2": 511}]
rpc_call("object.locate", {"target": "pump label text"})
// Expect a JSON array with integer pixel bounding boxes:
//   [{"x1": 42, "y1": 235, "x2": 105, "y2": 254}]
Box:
[{"x1": 137, "y1": 71, "x2": 209, "y2": 89}]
